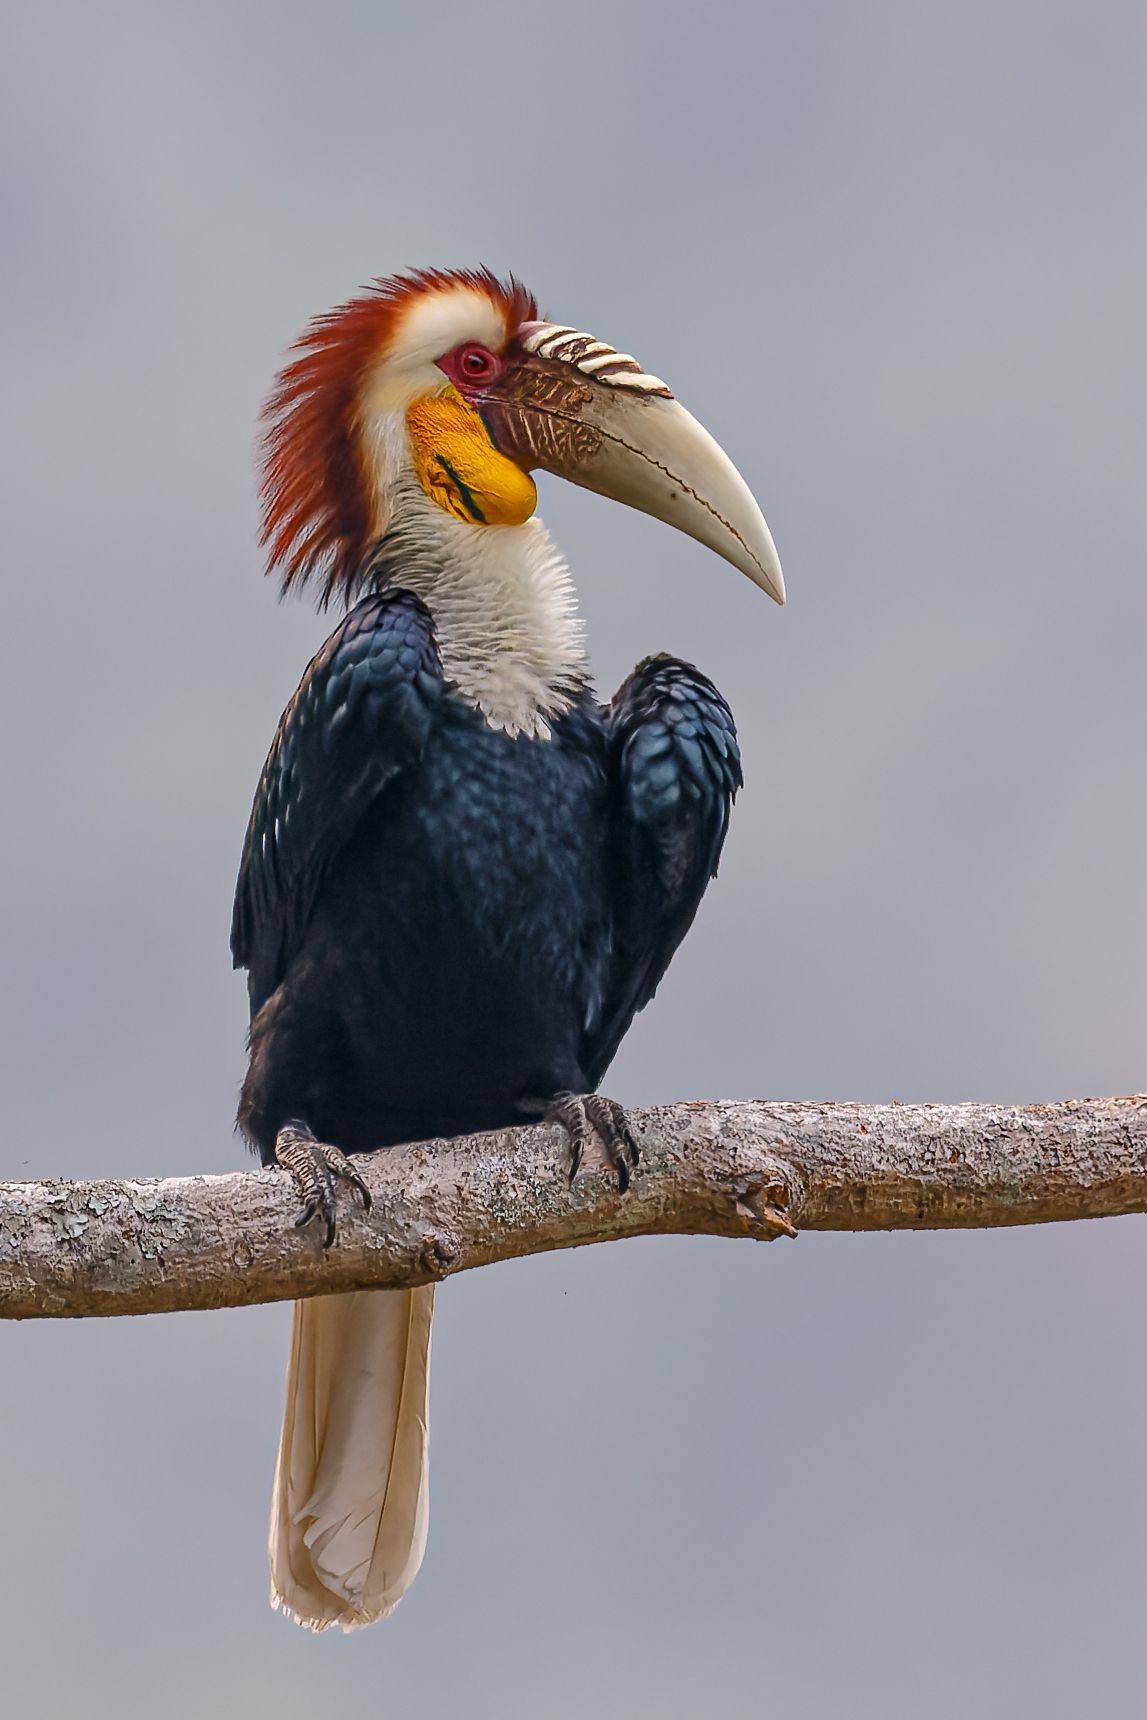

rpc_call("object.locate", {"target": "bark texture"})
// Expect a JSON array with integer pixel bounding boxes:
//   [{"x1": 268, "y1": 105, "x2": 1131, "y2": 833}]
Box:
[{"x1": 1, "y1": 1095, "x2": 1144, "y2": 1320}]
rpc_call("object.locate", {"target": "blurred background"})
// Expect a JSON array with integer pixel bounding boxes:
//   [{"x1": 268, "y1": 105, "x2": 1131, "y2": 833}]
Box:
[{"x1": 2, "y1": 1, "x2": 1145, "y2": 1714}]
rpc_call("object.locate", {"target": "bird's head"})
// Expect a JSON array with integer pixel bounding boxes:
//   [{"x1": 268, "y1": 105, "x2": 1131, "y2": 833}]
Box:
[{"x1": 261, "y1": 266, "x2": 784, "y2": 608}]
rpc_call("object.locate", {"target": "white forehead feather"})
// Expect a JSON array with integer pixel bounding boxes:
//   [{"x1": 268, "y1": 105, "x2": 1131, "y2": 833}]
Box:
[
  {"x1": 389, "y1": 285, "x2": 505, "y2": 373},
  {"x1": 361, "y1": 284, "x2": 507, "y2": 418}
]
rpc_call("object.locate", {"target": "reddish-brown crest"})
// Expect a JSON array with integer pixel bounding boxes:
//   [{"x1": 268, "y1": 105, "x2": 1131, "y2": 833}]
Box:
[{"x1": 260, "y1": 267, "x2": 538, "y2": 606}]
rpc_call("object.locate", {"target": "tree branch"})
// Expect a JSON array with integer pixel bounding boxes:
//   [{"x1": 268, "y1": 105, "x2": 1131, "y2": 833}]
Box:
[{"x1": 2, "y1": 1096, "x2": 1144, "y2": 1320}]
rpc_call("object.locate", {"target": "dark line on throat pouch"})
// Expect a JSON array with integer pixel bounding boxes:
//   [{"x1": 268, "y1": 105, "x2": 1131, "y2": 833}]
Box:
[{"x1": 437, "y1": 455, "x2": 486, "y2": 524}]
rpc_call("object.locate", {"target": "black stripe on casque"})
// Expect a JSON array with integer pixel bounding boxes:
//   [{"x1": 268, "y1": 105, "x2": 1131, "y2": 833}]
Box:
[{"x1": 437, "y1": 455, "x2": 486, "y2": 523}]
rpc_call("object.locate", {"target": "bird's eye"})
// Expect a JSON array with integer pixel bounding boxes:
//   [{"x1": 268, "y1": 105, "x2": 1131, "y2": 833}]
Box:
[{"x1": 440, "y1": 342, "x2": 501, "y2": 388}]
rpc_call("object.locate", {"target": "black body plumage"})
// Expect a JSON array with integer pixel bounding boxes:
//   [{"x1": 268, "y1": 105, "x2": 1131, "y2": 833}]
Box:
[{"x1": 232, "y1": 589, "x2": 742, "y2": 1161}]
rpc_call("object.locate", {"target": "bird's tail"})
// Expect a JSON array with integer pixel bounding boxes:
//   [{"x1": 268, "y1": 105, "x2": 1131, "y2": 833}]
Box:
[{"x1": 268, "y1": 1285, "x2": 435, "y2": 1631}]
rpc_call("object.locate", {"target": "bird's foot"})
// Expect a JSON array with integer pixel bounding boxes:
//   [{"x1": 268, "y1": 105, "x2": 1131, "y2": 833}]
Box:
[
  {"x1": 273, "y1": 1120, "x2": 372, "y2": 1248},
  {"x1": 547, "y1": 1092, "x2": 640, "y2": 1193}
]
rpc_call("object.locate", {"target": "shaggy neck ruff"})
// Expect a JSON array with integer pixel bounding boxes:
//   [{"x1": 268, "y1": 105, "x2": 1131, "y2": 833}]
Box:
[{"x1": 375, "y1": 479, "x2": 589, "y2": 740}]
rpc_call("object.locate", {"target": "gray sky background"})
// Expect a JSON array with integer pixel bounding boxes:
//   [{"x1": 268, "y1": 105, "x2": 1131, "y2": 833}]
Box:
[{"x1": 2, "y1": 2, "x2": 1145, "y2": 1715}]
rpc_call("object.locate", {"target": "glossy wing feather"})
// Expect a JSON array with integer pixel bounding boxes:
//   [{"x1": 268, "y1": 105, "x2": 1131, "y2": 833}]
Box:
[
  {"x1": 231, "y1": 591, "x2": 443, "y2": 1012},
  {"x1": 585, "y1": 655, "x2": 742, "y2": 1086}
]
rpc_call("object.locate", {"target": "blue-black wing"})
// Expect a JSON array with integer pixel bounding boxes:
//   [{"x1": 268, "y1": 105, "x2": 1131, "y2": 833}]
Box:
[
  {"x1": 585, "y1": 655, "x2": 742, "y2": 1086},
  {"x1": 231, "y1": 590, "x2": 443, "y2": 1013}
]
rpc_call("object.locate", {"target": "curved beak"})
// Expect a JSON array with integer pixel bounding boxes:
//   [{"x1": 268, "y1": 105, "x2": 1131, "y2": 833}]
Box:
[{"x1": 480, "y1": 322, "x2": 785, "y2": 605}]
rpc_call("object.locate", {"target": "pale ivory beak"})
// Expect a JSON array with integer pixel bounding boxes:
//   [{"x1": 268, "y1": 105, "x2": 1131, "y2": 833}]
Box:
[
  {"x1": 483, "y1": 326, "x2": 785, "y2": 604},
  {"x1": 557, "y1": 389, "x2": 785, "y2": 605}
]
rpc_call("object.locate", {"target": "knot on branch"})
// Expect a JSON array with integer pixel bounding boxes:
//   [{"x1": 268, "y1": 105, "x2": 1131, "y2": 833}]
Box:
[
  {"x1": 419, "y1": 1232, "x2": 461, "y2": 1278},
  {"x1": 733, "y1": 1163, "x2": 799, "y2": 1240}
]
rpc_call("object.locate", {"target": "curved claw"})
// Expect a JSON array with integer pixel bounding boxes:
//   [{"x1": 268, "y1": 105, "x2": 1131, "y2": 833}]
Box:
[
  {"x1": 294, "y1": 1196, "x2": 320, "y2": 1231},
  {"x1": 342, "y1": 1165, "x2": 372, "y2": 1214}
]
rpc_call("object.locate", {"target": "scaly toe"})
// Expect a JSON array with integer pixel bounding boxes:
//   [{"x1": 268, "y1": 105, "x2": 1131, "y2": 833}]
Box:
[
  {"x1": 584, "y1": 1094, "x2": 640, "y2": 1192},
  {"x1": 548, "y1": 1092, "x2": 640, "y2": 1194},
  {"x1": 545, "y1": 1092, "x2": 593, "y2": 1186},
  {"x1": 316, "y1": 1141, "x2": 372, "y2": 1215},
  {"x1": 274, "y1": 1122, "x2": 367, "y2": 1249}
]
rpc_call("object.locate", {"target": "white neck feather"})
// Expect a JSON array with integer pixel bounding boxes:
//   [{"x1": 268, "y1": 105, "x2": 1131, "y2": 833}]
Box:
[{"x1": 378, "y1": 480, "x2": 589, "y2": 740}]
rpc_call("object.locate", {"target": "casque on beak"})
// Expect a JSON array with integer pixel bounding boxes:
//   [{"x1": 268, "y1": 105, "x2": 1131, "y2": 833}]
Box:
[{"x1": 478, "y1": 320, "x2": 785, "y2": 605}]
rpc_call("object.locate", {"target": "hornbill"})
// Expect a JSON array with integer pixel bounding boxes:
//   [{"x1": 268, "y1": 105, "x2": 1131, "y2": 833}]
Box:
[{"x1": 231, "y1": 267, "x2": 784, "y2": 1631}]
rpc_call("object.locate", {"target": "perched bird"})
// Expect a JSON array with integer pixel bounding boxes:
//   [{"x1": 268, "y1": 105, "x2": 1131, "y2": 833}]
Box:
[{"x1": 232, "y1": 267, "x2": 784, "y2": 1631}]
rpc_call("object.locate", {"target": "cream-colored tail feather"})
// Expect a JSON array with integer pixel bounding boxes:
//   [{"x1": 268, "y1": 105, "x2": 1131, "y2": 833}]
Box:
[{"x1": 269, "y1": 1285, "x2": 435, "y2": 1631}]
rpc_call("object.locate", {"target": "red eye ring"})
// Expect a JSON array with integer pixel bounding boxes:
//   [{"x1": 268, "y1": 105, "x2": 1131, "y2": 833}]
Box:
[{"x1": 439, "y1": 341, "x2": 502, "y2": 390}]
